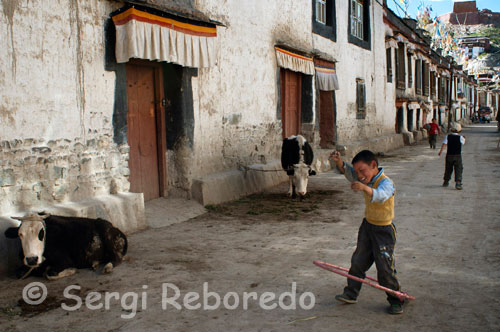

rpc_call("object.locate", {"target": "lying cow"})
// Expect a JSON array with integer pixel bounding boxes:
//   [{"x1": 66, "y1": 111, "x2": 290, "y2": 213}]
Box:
[
  {"x1": 4, "y1": 213, "x2": 127, "y2": 280},
  {"x1": 281, "y1": 135, "x2": 316, "y2": 199}
]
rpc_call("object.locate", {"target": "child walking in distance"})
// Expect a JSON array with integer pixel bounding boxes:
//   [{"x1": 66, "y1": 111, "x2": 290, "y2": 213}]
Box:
[
  {"x1": 329, "y1": 150, "x2": 404, "y2": 315},
  {"x1": 426, "y1": 118, "x2": 441, "y2": 149},
  {"x1": 438, "y1": 123, "x2": 466, "y2": 190}
]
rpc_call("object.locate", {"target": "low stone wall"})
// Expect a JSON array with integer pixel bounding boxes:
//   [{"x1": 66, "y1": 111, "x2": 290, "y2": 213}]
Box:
[
  {"x1": 0, "y1": 135, "x2": 130, "y2": 215},
  {"x1": 191, "y1": 161, "x2": 288, "y2": 206},
  {"x1": 191, "y1": 133, "x2": 407, "y2": 206}
]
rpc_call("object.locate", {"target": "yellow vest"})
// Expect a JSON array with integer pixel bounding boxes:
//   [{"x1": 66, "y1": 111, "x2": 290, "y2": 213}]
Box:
[{"x1": 364, "y1": 172, "x2": 394, "y2": 226}]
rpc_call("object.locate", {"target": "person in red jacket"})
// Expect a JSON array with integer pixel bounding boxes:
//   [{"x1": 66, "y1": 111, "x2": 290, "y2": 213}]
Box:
[{"x1": 425, "y1": 118, "x2": 441, "y2": 149}]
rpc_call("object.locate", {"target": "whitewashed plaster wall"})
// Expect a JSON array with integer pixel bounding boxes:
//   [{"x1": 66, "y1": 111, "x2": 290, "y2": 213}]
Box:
[
  {"x1": 188, "y1": 0, "x2": 397, "y2": 181},
  {"x1": 0, "y1": 0, "x2": 128, "y2": 215}
]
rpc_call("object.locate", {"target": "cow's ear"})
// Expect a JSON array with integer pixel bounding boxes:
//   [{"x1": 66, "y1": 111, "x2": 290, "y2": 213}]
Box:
[
  {"x1": 309, "y1": 170, "x2": 317, "y2": 176},
  {"x1": 5, "y1": 227, "x2": 20, "y2": 239}
]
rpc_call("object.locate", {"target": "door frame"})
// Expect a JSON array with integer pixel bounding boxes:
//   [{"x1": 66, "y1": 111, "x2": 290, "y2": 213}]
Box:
[
  {"x1": 318, "y1": 90, "x2": 337, "y2": 148},
  {"x1": 280, "y1": 68, "x2": 302, "y2": 138},
  {"x1": 127, "y1": 59, "x2": 168, "y2": 197}
]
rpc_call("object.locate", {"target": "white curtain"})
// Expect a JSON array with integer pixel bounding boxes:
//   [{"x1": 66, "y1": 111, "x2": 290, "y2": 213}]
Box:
[
  {"x1": 275, "y1": 47, "x2": 315, "y2": 75},
  {"x1": 113, "y1": 8, "x2": 217, "y2": 68}
]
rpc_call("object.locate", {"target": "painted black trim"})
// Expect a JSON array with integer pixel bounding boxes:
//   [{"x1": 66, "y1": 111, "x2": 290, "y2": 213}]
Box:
[
  {"x1": 105, "y1": 18, "x2": 129, "y2": 145},
  {"x1": 277, "y1": 68, "x2": 282, "y2": 121},
  {"x1": 311, "y1": 0, "x2": 337, "y2": 42},
  {"x1": 163, "y1": 63, "x2": 197, "y2": 149},
  {"x1": 301, "y1": 74, "x2": 314, "y2": 124},
  {"x1": 347, "y1": 0, "x2": 371, "y2": 51}
]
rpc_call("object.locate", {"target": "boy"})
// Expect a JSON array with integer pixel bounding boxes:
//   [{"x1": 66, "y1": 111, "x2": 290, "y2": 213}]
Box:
[
  {"x1": 438, "y1": 123, "x2": 466, "y2": 190},
  {"x1": 426, "y1": 118, "x2": 441, "y2": 149},
  {"x1": 330, "y1": 150, "x2": 404, "y2": 315}
]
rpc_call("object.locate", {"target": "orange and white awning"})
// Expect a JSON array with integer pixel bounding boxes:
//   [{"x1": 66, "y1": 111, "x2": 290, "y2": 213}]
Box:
[
  {"x1": 275, "y1": 47, "x2": 315, "y2": 75},
  {"x1": 112, "y1": 7, "x2": 218, "y2": 68},
  {"x1": 314, "y1": 59, "x2": 339, "y2": 91}
]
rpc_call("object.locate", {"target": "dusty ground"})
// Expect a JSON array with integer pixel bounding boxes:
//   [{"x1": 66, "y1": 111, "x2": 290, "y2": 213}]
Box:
[{"x1": 1, "y1": 124, "x2": 499, "y2": 332}]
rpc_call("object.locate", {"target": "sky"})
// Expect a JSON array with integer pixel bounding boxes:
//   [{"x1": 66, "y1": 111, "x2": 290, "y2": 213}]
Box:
[{"x1": 387, "y1": 0, "x2": 500, "y2": 20}]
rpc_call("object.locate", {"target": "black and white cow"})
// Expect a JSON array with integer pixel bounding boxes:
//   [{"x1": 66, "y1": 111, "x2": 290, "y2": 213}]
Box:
[
  {"x1": 281, "y1": 135, "x2": 316, "y2": 199},
  {"x1": 4, "y1": 214, "x2": 127, "y2": 280}
]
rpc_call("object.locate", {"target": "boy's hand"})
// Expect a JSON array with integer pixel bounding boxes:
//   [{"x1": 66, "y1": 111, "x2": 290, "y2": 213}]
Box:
[
  {"x1": 329, "y1": 150, "x2": 342, "y2": 163},
  {"x1": 329, "y1": 150, "x2": 345, "y2": 174},
  {"x1": 351, "y1": 181, "x2": 367, "y2": 192}
]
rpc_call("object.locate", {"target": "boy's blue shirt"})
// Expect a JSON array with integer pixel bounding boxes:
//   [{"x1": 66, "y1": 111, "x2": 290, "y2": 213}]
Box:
[{"x1": 341, "y1": 162, "x2": 395, "y2": 204}]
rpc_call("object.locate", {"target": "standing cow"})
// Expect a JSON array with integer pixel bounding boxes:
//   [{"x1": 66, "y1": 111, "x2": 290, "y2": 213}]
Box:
[
  {"x1": 4, "y1": 213, "x2": 127, "y2": 280},
  {"x1": 281, "y1": 135, "x2": 316, "y2": 199}
]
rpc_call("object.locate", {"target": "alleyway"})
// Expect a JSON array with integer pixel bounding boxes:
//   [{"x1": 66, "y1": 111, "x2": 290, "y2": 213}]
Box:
[{"x1": 1, "y1": 124, "x2": 499, "y2": 331}]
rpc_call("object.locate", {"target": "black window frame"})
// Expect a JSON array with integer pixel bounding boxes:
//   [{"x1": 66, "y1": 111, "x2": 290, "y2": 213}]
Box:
[
  {"x1": 312, "y1": 0, "x2": 337, "y2": 42},
  {"x1": 415, "y1": 59, "x2": 422, "y2": 95},
  {"x1": 386, "y1": 48, "x2": 392, "y2": 83},
  {"x1": 348, "y1": 0, "x2": 371, "y2": 50},
  {"x1": 422, "y1": 62, "x2": 429, "y2": 97},
  {"x1": 396, "y1": 43, "x2": 405, "y2": 90},
  {"x1": 407, "y1": 53, "x2": 412, "y2": 86}
]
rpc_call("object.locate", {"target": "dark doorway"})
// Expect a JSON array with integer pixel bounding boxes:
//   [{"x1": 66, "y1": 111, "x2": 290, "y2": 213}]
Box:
[
  {"x1": 407, "y1": 108, "x2": 414, "y2": 131},
  {"x1": 396, "y1": 107, "x2": 404, "y2": 133},
  {"x1": 416, "y1": 109, "x2": 421, "y2": 130},
  {"x1": 280, "y1": 68, "x2": 302, "y2": 138},
  {"x1": 126, "y1": 62, "x2": 167, "y2": 201},
  {"x1": 319, "y1": 90, "x2": 336, "y2": 148}
]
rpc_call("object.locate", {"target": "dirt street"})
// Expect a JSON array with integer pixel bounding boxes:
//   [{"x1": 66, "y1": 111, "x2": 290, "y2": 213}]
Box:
[{"x1": 1, "y1": 124, "x2": 499, "y2": 331}]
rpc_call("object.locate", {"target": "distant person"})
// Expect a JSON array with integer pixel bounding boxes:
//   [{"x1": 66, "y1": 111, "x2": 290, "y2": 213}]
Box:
[
  {"x1": 438, "y1": 123, "x2": 466, "y2": 190},
  {"x1": 425, "y1": 118, "x2": 441, "y2": 149},
  {"x1": 329, "y1": 150, "x2": 405, "y2": 315}
]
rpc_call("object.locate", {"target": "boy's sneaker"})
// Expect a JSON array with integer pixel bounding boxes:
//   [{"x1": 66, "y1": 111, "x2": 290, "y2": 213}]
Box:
[
  {"x1": 442, "y1": 181, "x2": 449, "y2": 187},
  {"x1": 335, "y1": 293, "x2": 357, "y2": 304},
  {"x1": 456, "y1": 183, "x2": 463, "y2": 190},
  {"x1": 388, "y1": 303, "x2": 404, "y2": 315}
]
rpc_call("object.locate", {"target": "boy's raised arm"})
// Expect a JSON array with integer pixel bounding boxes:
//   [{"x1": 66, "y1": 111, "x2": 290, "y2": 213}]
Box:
[{"x1": 330, "y1": 151, "x2": 357, "y2": 182}]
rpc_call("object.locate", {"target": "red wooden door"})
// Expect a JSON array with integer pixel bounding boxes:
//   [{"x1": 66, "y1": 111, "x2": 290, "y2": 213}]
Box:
[
  {"x1": 281, "y1": 69, "x2": 302, "y2": 138},
  {"x1": 319, "y1": 90, "x2": 335, "y2": 148},
  {"x1": 126, "y1": 64, "x2": 162, "y2": 201}
]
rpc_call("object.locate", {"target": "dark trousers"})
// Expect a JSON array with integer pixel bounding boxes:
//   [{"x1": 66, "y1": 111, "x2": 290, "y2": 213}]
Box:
[
  {"x1": 429, "y1": 134, "x2": 437, "y2": 149},
  {"x1": 344, "y1": 219, "x2": 403, "y2": 305},
  {"x1": 444, "y1": 155, "x2": 463, "y2": 183}
]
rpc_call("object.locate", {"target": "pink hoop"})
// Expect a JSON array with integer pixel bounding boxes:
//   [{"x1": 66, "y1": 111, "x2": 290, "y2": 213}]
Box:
[{"x1": 313, "y1": 260, "x2": 415, "y2": 301}]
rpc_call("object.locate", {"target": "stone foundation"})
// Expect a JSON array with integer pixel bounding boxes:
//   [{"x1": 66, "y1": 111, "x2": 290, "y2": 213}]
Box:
[{"x1": 0, "y1": 136, "x2": 130, "y2": 215}]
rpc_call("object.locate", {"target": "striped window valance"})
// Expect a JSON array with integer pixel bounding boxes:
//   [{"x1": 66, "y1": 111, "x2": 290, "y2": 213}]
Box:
[
  {"x1": 314, "y1": 59, "x2": 339, "y2": 91},
  {"x1": 275, "y1": 47, "x2": 315, "y2": 75},
  {"x1": 112, "y1": 7, "x2": 218, "y2": 68}
]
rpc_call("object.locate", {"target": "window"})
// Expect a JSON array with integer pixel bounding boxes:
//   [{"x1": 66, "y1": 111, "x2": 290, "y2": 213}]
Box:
[
  {"x1": 312, "y1": 0, "x2": 336, "y2": 41},
  {"x1": 407, "y1": 53, "x2": 412, "y2": 86},
  {"x1": 396, "y1": 43, "x2": 405, "y2": 90},
  {"x1": 386, "y1": 48, "x2": 392, "y2": 83},
  {"x1": 422, "y1": 62, "x2": 429, "y2": 96},
  {"x1": 356, "y1": 79, "x2": 366, "y2": 119},
  {"x1": 430, "y1": 71, "x2": 436, "y2": 98},
  {"x1": 348, "y1": 0, "x2": 370, "y2": 50},
  {"x1": 351, "y1": 0, "x2": 363, "y2": 40},
  {"x1": 415, "y1": 60, "x2": 422, "y2": 95},
  {"x1": 316, "y1": 0, "x2": 327, "y2": 24}
]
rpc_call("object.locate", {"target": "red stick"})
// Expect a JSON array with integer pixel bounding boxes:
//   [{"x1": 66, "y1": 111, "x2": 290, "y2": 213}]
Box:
[
  {"x1": 313, "y1": 260, "x2": 416, "y2": 301},
  {"x1": 317, "y1": 261, "x2": 379, "y2": 283}
]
